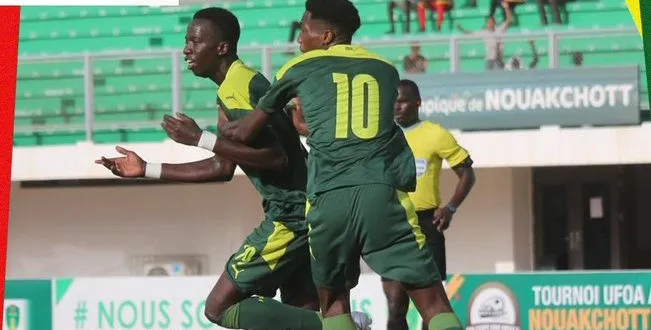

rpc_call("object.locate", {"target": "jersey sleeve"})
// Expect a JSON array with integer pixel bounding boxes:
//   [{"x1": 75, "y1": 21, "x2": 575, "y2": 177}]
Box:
[
  {"x1": 432, "y1": 125, "x2": 470, "y2": 168},
  {"x1": 248, "y1": 73, "x2": 272, "y2": 108},
  {"x1": 257, "y1": 68, "x2": 301, "y2": 115}
]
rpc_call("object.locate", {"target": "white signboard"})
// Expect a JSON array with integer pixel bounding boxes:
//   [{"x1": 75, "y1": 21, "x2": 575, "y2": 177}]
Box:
[{"x1": 54, "y1": 274, "x2": 424, "y2": 330}]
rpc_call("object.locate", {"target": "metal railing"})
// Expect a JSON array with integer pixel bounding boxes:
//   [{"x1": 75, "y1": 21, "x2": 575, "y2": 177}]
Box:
[{"x1": 16, "y1": 27, "x2": 646, "y2": 141}]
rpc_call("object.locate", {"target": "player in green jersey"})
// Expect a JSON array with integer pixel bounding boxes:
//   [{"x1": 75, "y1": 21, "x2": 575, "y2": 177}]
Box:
[
  {"x1": 217, "y1": 0, "x2": 464, "y2": 330},
  {"x1": 96, "y1": 7, "x2": 371, "y2": 330}
]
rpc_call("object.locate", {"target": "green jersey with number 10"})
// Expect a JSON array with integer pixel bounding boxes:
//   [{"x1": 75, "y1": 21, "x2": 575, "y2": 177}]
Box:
[{"x1": 256, "y1": 44, "x2": 416, "y2": 196}]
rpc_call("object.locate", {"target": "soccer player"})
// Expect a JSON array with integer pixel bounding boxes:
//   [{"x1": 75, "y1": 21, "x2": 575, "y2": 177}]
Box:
[
  {"x1": 217, "y1": 0, "x2": 465, "y2": 329},
  {"x1": 96, "y1": 7, "x2": 370, "y2": 330},
  {"x1": 385, "y1": 79, "x2": 476, "y2": 330}
]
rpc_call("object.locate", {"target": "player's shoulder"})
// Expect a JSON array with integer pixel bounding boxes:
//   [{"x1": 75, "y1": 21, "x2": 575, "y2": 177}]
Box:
[
  {"x1": 222, "y1": 60, "x2": 269, "y2": 93},
  {"x1": 222, "y1": 60, "x2": 266, "y2": 90},
  {"x1": 419, "y1": 120, "x2": 453, "y2": 137},
  {"x1": 250, "y1": 71, "x2": 271, "y2": 89},
  {"x1": 275, "y1": 44, "x2": 396, "y2": 80}
]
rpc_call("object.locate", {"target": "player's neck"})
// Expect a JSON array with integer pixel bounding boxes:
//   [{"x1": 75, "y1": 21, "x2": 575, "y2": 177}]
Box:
[
  {"x1": 399, "y1": 118, "x2": 421, "y2": 129},
  {"x1": 211, "y1": 55, "x2": 239, "y2": 85},
  {"x1": 328, "y1": 37, "x2": 352, "y2": 48}
]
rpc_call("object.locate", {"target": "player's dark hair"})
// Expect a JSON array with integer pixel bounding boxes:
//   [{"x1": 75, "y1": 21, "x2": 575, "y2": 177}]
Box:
[
  {"x1": 399, "y1": 79, "x2": 421, "y2": 100},
  {"x1": 193, "y1": 7, "x2": 241, "y2": 54},
  {"x1": 305, "y1": 0, "x2": 361, "y2": 40}
]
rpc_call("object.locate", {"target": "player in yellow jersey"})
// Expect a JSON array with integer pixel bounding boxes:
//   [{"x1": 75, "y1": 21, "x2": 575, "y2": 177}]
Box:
[{"x1": 385, "y1": 79, "x2": 476, "y2": 330}]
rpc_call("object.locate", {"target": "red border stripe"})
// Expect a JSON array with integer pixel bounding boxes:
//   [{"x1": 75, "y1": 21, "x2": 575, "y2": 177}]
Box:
[{"x1": 0, "y1": 5, "x2": 21, "y2": 321}]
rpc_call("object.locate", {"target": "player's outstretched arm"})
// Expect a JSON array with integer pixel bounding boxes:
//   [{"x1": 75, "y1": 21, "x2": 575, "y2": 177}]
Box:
[
  {"x1": 95, "y1": 146, "x2": 236, "y2": 183},
  {"x1": 162, "y1": 111, "x2": 287, "y2": 172},
  {"x1": 156, "y1": 157, "x2": 235, "y2": 182}
]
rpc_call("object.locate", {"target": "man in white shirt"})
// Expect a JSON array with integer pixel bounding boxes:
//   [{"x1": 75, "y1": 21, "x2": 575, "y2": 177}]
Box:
[{"x1": 457, "y1": 1, "x2": 512, "y2": 70}]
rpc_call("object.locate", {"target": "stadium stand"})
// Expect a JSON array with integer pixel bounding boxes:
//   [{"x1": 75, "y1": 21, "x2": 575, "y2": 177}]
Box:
[{"x1": 14, "y1": 0, "x2": 647, "y2": 146}]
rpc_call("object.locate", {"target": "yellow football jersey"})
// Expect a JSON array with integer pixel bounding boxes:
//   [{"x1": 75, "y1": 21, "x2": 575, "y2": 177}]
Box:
[{"x1": 402, "y1": 120, "x2": 470, "y2": 211}]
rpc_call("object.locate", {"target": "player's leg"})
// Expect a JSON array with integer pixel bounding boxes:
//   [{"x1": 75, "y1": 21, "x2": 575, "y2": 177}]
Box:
[
  {"x1": 416, "y1": 208, "x2": 449, "y2": 330},
  {"x1": 435, "y1": 3, "x2": 446, "y2": 31},
  {"x1": 359, "y1": 185, "x2": 463, "y2": 330},
  {"x1": 382, "y1": 278, "x2": 410, "y2": 330},
  {"x1": 280, "y1": 266, "x2": 320, "y2": 311},
  {"x1": 305, "y1": 188, "x2": 364, "y2": 330},
  {"x1": 203, "y1": 220, "x2": 323, "y2": 330},
  {"x1": 387, "y1": 0, "x2": 398, "y2": 33}
]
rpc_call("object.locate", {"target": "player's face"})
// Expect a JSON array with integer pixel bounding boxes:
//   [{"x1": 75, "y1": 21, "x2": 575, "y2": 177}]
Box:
[
  {"x1": 297, "y1": 11, "x2": 332, "y2": 53},
  {"x1": 394, "y1": 86, "x2": 420, "y2": 126},
  {"x1": 183, "y1": 19, "x2": 223, "y2": 78}
]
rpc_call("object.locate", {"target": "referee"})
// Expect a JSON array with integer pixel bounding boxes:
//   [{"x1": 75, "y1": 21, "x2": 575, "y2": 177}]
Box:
[{"x1": 382, "y1": 79, "x2": 476, "y2": 330}]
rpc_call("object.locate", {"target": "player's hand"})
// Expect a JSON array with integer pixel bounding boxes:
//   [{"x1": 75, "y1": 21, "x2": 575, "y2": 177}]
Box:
[
  {"x1": 290, "y1": 98, "x2": 310, "y2": 136},
  {"x1": 95, "y1": 146, "x2": 145, "y2": 178},
  {"x1": 433, "y1": 207, "x2": 454, "y2": 232},
  {"x1": 219, "y1": 120, "x2": 240, "y2": 140},
  {"x1": 161, "y1": 112, "x2": 203, "y2": 146}
]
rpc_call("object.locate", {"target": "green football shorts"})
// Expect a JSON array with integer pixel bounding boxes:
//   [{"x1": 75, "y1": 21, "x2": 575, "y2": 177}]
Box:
[
  {"x1": 224, "y1": 218, "x2": 317, "y2": 304},
  {"x1": 306, "y1": 183, "x2": 441, "y2": 291}
]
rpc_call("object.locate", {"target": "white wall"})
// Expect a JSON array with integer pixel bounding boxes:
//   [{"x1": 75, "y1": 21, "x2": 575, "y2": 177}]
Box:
[
  {"x1": 12, "y1": 123, "x2": 651, "y2": 182},
  {"x1": 6, "y1": 167, "x2": 533, "y2": 279},
  {"x1": 439, "y1": 167, "x2": 533, "y2": 273}
]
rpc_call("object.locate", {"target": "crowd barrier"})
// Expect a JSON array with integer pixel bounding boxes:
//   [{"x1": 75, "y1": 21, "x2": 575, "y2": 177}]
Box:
[{"x1": 4, "y1": 271, "x2": 651, "y2": 330}]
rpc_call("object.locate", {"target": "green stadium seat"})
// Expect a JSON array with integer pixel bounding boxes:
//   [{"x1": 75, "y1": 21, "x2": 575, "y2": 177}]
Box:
[{"x1": 13, "y1": 0, "x2": 647, "y2": 146}]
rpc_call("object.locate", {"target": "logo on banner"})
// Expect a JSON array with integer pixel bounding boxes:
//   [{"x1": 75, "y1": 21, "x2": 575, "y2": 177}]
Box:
[
  {"x1": 466, "y1": 282, "x2": 521, "y2": 330},
  {"x1": 3, "y1": 300, "x2": 27, "y2": 330}
]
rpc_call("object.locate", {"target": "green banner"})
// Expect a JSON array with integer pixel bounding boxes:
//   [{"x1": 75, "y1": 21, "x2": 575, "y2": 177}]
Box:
[
  {"x1": 641, "y1": 0, "x2": 651, "y2": 107},
  {"x1": 405, "y1": 66, "x2": 641, "y2": 131},
  {"x1": 446, "y1": 271, "x2": 651, "y2": 330},
  {"x1": 3, "y1": 279, "x2": 53, "y2": 330}
]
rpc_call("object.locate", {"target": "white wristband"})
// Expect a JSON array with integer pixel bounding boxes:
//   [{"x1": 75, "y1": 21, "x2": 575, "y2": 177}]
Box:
[
  {"x1": 144, "y1": 163, "x2": 162, "y2": 179},
  {"x1": 197, "y1": 130, "x2": 218, "y2": 152}
]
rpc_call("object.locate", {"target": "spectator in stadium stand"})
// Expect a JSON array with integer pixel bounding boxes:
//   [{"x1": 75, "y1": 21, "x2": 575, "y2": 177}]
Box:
[
  {"x1": 387, "y1": 0, "x2": 420, "y2": 33},
  {"x1": 430, "y1": 0, "x2": 454, "y2": 31},
  {"x1": 489, "y1": 0, "x2": 523, "y2": 26},
  {"x1": 403, "y1": 44, "x2": 429, "y2": 73},
  {"x1": 457, "y1": 1, "x2": 512, "y2": 71},
  {"x1": 537, "y1": 0, "x2": 569, "y2": 25},
  {"x1": 388, "y1": 0, "x2": 453, "y2": 33},
  {"x1": 505, "y1": 40, "x2": 539, "y2": 70}
]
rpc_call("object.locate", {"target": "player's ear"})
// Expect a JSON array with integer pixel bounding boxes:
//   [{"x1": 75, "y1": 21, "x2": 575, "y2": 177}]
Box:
[
  {"x1": 216, "y1": 41, "x2": 229, "y2": 56},
  {"x1": 322, "y1": 29, "x2": 335, "y2": 47}
]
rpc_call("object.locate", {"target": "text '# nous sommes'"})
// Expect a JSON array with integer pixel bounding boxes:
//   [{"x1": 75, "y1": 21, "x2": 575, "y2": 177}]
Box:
[{"x1": 420, "y1": 84, "x2": 635, "y2": 116}]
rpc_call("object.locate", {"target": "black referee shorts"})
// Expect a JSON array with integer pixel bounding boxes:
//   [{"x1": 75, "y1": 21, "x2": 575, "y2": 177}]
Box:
[{"x1": 416, "y1": 208, "x2": 447, "y2": 281}]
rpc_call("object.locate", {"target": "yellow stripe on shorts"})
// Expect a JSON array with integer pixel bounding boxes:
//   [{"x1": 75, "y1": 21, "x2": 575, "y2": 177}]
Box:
[
  {"x1": 396, "y1": 190, "x2": 427, "y2": 249},
  {"x1": 261, "y1": 221, "x2": 295, "y2": 271}
]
